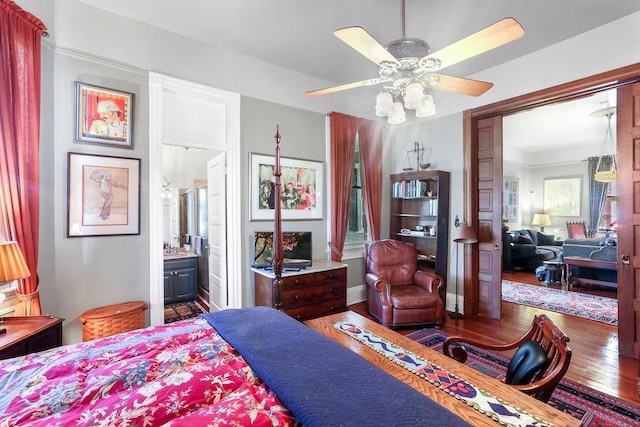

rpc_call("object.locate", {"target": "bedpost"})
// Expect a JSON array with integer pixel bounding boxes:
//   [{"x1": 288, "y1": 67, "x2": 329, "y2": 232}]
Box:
[{"x1": 272, "y1": 126, "x2": 284, "y2": 311}]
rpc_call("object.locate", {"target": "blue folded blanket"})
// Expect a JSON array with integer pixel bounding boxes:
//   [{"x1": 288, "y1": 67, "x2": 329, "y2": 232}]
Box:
[{"x1": 203, "y1": 307, "x2": 469, "y2": 427}]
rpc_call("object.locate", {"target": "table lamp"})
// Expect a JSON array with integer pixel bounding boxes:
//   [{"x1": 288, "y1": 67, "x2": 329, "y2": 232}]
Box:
[
  {"x1": 0, "y1": 241, "x2": 31, "y2": 305},
  {"x1": 531, "y1": 213, "x2": 552, "y2": 233}
]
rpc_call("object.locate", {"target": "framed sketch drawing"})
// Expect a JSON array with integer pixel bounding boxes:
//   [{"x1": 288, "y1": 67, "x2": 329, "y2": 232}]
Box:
[
  {"x1": 503, "y1": 176, "x2": 519, "y2": 219},
  {"x1": 543, "y1": 177, "x2": 581, "y2": 217},
  {"x1": 75, "y1": 82, "x2": 134, "y2": 147},
  {"x1": 250, "y1": 153, "x2": 323, "y2": 220},
  {"x1": 67, "y1": 152, "x2": 141, "y2": 237}
]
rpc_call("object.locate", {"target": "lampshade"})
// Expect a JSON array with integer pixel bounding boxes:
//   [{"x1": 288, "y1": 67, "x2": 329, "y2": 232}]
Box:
[
  {"x1": 531, "y1": 213, "x2": 552, "y2": 227},
  {"x1": 453, "y1": 225, "x2": 478, "y2": 244},
  {"x1": 403, "y1": 83, "x2": 424, "y2": 109},
  {"x1": 375, "y1": 92, "x2": 393, "y2": 117},
  {"x1": 0, "y1": 241, "x2": 31, "y2": 283},
  {"x1": 415, "y1": 95, "x2": 436, "y2": 118},
  {"x1": 387, "y1": 102, "x2": 406, "y2": 124}
]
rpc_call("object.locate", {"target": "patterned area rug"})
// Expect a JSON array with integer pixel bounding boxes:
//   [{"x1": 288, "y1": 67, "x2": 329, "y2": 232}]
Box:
[
  {"x1": 502, "y1": 280, "x2": 617, "y2": 325},
  {"x1": 408, "y1": 328, "x2": 640, "y2": 427},
  {"x1": 164, "y1": 301, "x2": 204, "y2": 323}
]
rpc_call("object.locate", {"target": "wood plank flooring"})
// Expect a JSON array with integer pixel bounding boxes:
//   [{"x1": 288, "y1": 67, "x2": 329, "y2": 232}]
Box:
[{"x1": 349, "y1": 272, "x2": 638, "y2": 406}]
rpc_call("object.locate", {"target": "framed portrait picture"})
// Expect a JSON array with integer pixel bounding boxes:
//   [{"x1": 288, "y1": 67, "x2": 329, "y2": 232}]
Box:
[
  {"x1": 75, "y1": 82, "x2": 134, "y2": 147},
  {"x1": 543, "y1": 177, "x2": 581, "y2": 217},
  {"x1": 503, "y1": 176, "x2": 519, "y2": 219},
  {"x1": 250, "y1": 153, "x2": 323, "y2": 221},
  {"x1": 67, "y1": 152, "x2": 141, "y2": 237}
]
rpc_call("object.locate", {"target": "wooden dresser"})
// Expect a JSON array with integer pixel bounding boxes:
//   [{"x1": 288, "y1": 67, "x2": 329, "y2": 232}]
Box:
[
  {"x1": 253, "y1": 260, "x2": 347, "y2": 321},
  {"x1": 0, "y1": 315, "x2": 64, "y2": 360}
]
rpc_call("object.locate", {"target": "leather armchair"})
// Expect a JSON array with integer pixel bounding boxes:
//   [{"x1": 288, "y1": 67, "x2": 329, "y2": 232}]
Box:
[{"x1": 365, "y1": 239, "x2": 444, "y2": 327}]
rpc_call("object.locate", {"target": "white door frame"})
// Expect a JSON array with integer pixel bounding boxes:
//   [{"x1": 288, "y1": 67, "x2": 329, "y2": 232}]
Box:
[{"x1": 148, "y1": 72, "x2": 242, "y2": 325}]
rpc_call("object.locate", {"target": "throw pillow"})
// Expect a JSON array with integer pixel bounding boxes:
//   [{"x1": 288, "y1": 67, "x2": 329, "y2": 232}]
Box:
[
  {"x1": 537, "y1": 232, "x2": 555, "y2": 246},
  {"x1": 516, "y1": 231, "x2": 533, "y2": 244}
]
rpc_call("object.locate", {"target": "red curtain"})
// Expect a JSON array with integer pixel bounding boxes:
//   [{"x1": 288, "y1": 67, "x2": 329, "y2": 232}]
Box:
[
  {"x1": 358, "y1": 118, "x2": 383, "y2": 241},
  {"x1": 328, "y1": 112, "x2": 358, "y2": 262},
  {"x1": 0, "y1": 0, "x2": 46, "y2": 315}
]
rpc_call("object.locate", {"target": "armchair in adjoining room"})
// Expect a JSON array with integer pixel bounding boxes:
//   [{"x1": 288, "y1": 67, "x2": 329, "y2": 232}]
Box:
[{"x1": 364, "y1": 239, "x2": 444, "y2": 328}]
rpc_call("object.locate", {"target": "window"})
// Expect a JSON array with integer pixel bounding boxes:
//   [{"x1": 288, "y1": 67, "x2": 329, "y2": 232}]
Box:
[{"x1": 345, "y1": 136, "x2": 368, "y2": 245}]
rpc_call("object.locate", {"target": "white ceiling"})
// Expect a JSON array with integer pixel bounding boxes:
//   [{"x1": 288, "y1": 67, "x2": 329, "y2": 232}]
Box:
[{"x1": 76, "y1": 0, "x2": 638, "y2": 150}]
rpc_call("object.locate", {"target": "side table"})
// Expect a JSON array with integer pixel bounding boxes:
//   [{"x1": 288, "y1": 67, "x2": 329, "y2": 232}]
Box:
[{"x1": 0, "y1": 315, "x2": 64, "y2": 360}]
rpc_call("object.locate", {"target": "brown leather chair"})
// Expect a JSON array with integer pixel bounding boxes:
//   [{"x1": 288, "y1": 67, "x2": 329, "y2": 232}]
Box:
[
  {"x1": 442, "y1": 314, "x2": 571, "y2": 403},
  {"x1": 365, "y1": 239, "x2": 444, "y2": 327}
]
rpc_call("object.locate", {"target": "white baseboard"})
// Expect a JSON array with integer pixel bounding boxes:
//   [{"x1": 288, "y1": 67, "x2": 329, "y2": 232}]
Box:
[{"x1": 347, "y1": 284, "x2": 463, "y2": 315}]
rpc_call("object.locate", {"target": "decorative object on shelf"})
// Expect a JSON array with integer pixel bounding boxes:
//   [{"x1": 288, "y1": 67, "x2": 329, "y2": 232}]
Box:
[
  {"x1": 306, "y1": 1, "x2": 524, "y2": 123},
  {"x1": 590, "y1": 106, "x2": 617, "y2": 183},
  {"x1": 405, "y1": 142, "x2": 432, "y2": 172},
  {"x1": 0, "y1": 241, "x2": 31, "y2": 305},
  {"x1": 75, "y1": 82, "x2": 134, "y2": 147},
  {"x1": 531, "y1": 213, "x2": 553, "y2": 233},
  {"x1": 449, "y1": 215, "x2": 478, "y2": 319},
  {"x1": 249, "y1": 153, "x2": 323, "y2": 221},
  {"x1": 161, "y1": 176, "x2": 172, "y2": 199},
  {"x1": 67, "y1": 152, "x2": 141, "y2": 237},
  {"x1": 543, "y1": 177, "x2": 581, "y2": 217}
]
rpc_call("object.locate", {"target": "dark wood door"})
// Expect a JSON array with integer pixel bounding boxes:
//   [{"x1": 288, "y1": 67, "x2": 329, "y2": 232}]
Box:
[
  {"x1": 617, "y1": 82, "x2": 640, "y2": 358},
  {"x1": 473, "y1": 116, "x2": 503, "y2": 319}
]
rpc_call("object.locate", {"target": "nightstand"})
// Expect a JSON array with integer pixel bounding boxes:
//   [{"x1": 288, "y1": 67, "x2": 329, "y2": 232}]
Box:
[{"x1": 0, "y1": 315, "x2": 64, "y2": 360}]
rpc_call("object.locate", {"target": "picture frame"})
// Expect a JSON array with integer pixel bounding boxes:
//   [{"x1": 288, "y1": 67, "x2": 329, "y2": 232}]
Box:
[
  {"x1": 250, "y1": 153, "x2": 323, "y2": 221},
  {"x1": 67, "y1": 152, "x2": 141, "y2": 237},
  {"x1": 75, "y1": 82, "x2": 134, "y2": 147},
  {"x1": 543, "y1": 177, "x2": 581, "y2": 217},
  {"x1": 502, "y1": 176, "x2": 519, "y2": 220}
]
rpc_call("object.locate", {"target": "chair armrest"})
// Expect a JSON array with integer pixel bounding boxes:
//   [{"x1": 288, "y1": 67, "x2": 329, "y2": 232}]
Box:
[
  {"x1": 412, "y1": 270, "x2": 443, "y2": 294},
  {"x1": 365, "y1": 273, "x2": 392, "y2": 305},
  {"x1": 442, "y1": 336, "x2": 525, "y2": 363}
]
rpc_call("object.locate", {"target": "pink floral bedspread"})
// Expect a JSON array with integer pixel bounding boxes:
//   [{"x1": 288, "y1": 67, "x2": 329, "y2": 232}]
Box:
[{"x1": 0, "y1": 317, "x2": 295, "y2": 426}]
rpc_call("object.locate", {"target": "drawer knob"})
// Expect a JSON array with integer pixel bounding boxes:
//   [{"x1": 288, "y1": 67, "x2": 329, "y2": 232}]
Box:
[
  {"x1": 329, "y1": 288, "x2": 334, "y2": 293},
  {"x1": 295, "y1": 279, "x2": 300, "y2": 285},
  {"x1": 294, "y1": 294, "x2": 300, "y2": 300}
]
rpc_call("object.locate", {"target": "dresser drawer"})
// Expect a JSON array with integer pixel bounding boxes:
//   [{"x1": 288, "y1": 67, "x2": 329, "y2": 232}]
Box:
[
  {"x1": 282, "y1": 280, "x2": 346, "y2": 308},
  {"x1": 282, "y1": 267, "x2": 347, "y2": 289},
  {"x1": 284, "y1": 296, "x2": 347, "y2": 321}
]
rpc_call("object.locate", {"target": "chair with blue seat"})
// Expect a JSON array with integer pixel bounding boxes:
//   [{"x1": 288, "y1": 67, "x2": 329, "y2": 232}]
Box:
[{"x1": 442, "y1": 314, "x2": 571, "y2": 403}]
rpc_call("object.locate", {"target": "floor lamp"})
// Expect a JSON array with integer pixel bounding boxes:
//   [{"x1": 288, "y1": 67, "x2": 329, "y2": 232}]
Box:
[{"x1": 449, "y1": 217, "x2": 478, "y2": 319}]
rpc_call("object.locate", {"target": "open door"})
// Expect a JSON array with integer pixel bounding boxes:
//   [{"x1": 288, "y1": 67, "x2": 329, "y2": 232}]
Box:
[{"x1": 207, "y1": 153, "x2": 227, "y2": 312}]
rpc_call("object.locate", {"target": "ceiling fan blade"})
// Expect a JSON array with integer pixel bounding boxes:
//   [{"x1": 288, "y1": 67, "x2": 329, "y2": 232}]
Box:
[
  {"x1": 334, "y1": 26, "x2": 398, "y2": 65},
  {"x1": 306, "y1": 78, "x2": 388, "y2": 96},
  {"x1": 422, "y1": 18, "x2": 524, "y2": 71},
  {"x1": 425, "y1": 74, "x2": 493, "y2": 96}
]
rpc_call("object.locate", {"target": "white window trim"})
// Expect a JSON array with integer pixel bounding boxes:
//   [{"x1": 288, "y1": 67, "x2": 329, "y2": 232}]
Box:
[{"x1": 342, "y1": 241, "x2": 367, "y2": 260}]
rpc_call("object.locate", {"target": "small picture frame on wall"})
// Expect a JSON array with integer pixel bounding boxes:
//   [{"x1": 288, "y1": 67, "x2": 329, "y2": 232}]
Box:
[
  {"x1": 67, "y1": 152, "x2": 141, "y2": 237},
  {"x1": 75, "y1": 82, "x2": 134, "y2": 147},
  {"x1": 503, "y1": 176, "x2": 519, "y2": 219}
]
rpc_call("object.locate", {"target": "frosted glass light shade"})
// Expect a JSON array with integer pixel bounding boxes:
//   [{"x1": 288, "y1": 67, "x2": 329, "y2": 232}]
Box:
[
  {"x1": 403, "y1": 83, "x2": 424, "y2": 109},
  {"x1": 387, "y1": 102, "x2": 406, "y2": 124},
  {"x1": 416, "y1": 95, "x2": 436, "y2": 117},
  {"x1": 375, "y1": 92, "x2": 393, "y2": 116}
]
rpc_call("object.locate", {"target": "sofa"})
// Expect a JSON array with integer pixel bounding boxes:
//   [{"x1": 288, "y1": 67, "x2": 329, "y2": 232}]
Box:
[
  {"x1": 503, "y1": 229, "x2": 563, "y2": 272},
  {"x1": 562, "y1": 238, "x2": 617, "y2": 288}
]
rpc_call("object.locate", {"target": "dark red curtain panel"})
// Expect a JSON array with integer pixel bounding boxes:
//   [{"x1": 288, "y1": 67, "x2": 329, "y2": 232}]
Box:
[
  {"x1": 357, "y1": 119, "x2": 383, "y2": 241},
  {"x1": 0, "y1": 0, "x2": 46, "y2": 315},
  {"x1": 328, "y1": 112, "x2": 358, "y2": 262}
]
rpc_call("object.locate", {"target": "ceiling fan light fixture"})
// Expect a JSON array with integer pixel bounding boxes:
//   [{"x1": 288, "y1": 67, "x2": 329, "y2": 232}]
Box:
[
  {"x1": 415, "y1": 95, "x2": 436, "y2": 118},
  {"x1": 387, "y1": 102, "x2": 406, "y2": 124},
  {"x1": 375, "y1": 92, "x2": 394, "y2": 116},
  {"x1": 403, "y1": 83, "x2": 424, "y2": 109}
]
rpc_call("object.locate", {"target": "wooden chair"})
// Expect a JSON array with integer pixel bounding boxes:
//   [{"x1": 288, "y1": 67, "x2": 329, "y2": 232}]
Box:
[
  {"x1": 442, "y1": 314, "x2": 571, "y2": 403},
  {"x1": 566, "y1": 221, "x2": 587, "y2": 239}
]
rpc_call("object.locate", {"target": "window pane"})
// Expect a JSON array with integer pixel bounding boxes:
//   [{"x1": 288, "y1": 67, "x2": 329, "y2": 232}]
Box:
[{"x1": 345, "y1": 138, "x2": 368, "y2": 244}]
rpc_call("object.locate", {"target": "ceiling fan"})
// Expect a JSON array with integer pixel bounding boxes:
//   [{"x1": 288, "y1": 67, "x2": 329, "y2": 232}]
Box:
[{"x1": 306, "y1": 0, "x2": 525, "y2": 122}]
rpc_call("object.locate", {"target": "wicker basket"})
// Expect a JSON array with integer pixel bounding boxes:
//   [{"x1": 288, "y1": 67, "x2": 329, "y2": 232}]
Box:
[{"x1": 77, "y1": 300, "x2": 148, "y2": 342}]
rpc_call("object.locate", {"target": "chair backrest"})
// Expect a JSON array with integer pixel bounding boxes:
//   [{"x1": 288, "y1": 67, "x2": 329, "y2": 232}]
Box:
[
  {"x1": 516, "y1": 314, "x2": 572, "y2": 402},
  {"x1": 566, "y1": 221, "x2": 587, "y2": 239},
  {"x1": 365, "y1": 239, "x2": 417, "y2": 285}
]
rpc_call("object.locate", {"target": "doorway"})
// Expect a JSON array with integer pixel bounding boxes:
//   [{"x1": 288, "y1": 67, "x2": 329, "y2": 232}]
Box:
[
  {"x1": 463, "y1": 62, "x2": 640, "y2": 357},
  {"x1": 148, "y1": 72, "x2": 242, "y2": 326}
]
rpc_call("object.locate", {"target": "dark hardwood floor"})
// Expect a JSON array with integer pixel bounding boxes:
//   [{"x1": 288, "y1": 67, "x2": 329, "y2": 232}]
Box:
[{"x1": 349, "y1": 272, "x2": 638, "y2": 406}]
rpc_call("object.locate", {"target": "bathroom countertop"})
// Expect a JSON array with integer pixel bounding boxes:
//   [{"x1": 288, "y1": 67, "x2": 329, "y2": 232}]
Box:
[{"x1": 163, "y1": 252, "x2": 198, "y2": 260}]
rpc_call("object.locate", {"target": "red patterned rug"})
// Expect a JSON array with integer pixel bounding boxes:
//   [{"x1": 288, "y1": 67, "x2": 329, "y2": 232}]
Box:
[
  {"x1": 502, "y1": 280, "x2": 617, "y2": 325},
  {"x1": 408, "y1": 328, "x2": 640, "y2": 426}
]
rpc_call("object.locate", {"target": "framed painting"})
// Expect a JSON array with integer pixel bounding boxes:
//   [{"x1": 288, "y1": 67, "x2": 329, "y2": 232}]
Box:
[
  {"x1": 503, "y1": 176, "x2": 519, "y2": 219},
  {"x1": 250, "y1": 153, "x2": 323, "y2": 220},
  {"x1": 67, "y1": 152, "x2": 141, "y2": 237},
  {"x1": 75, "y1": 82, "x2": 134, "y2": 147},
  {"x1": 543, "y1": 177, "x2": 581, "y2": 217}
]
